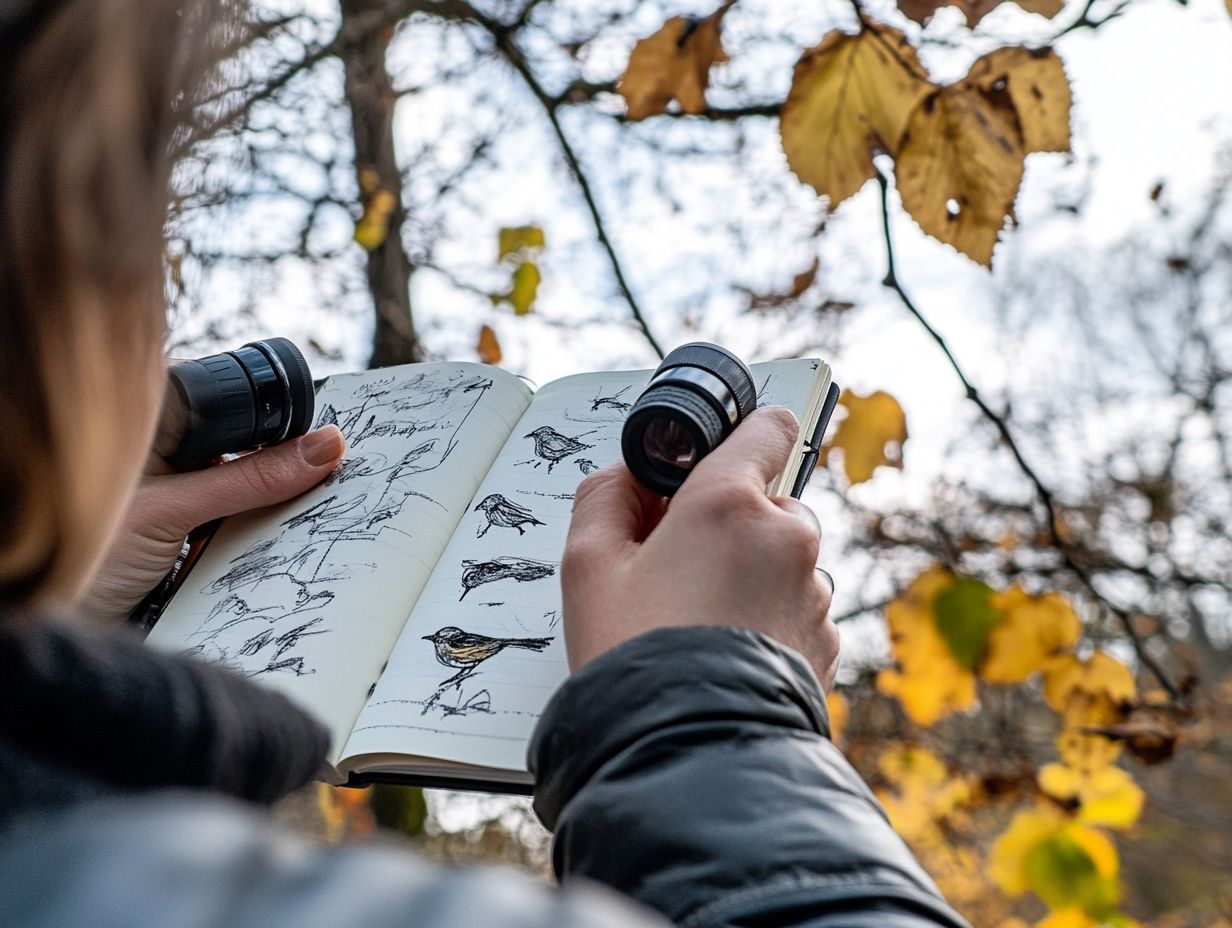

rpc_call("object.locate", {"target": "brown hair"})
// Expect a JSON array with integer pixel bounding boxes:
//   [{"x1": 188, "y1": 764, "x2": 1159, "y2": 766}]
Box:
[{"x1": 0, "y1": 0, "x2": 220, "y2": 605}]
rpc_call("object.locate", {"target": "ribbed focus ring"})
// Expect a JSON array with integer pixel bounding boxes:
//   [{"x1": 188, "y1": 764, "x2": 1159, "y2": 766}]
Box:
[
  {"x1": 628, "y1": 384, "x2": 727, "y2": 450},
  {"x1": 658, "y1": 342, "x2": 758, "y2": 420}
]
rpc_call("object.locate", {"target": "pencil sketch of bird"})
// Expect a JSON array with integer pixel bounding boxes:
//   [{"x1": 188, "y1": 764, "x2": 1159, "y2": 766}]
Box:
[
  {"x1": 459, "y1": 556, "x2": 556, "y2": 600},
  {"x1": 474, "y1": 493, "x2": 545, "y2": 538},
  {"x1": 422, "y1": 626, "x2": 554, "y2": 687},
  {"x1": 523, "y1": 426, "x2": 593, "y2": 473}
]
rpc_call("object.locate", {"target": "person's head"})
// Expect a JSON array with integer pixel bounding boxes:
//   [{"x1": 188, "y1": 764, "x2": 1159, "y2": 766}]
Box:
[{"x1": 0, "y1": 0, "x2": 217, "y2": 610}]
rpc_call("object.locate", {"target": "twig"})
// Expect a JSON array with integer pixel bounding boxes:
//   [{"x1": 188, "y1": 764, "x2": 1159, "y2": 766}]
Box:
[
  {"x1": 402, "y1": 0, "x2": 666, "y2": 357},
  {"x1": 488, "y1": 29, "x2": 666, "y2": 358},
  {"x1": 1053, "y1": 0, "x2": 1133, "y2": 38},
  {"x1": 872, "y1": 167, "x2": 1181, "y2": 700}
]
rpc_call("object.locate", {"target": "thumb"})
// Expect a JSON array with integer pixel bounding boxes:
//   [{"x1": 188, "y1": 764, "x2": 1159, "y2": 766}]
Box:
[{"x1": 154, "y1": 425, "x2": 345, "y2": 534}]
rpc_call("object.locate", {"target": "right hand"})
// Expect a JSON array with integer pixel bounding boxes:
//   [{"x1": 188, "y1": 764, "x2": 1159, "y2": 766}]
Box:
[{"x1": 561, "y1": 406, "x2": 839, "y2": 689}]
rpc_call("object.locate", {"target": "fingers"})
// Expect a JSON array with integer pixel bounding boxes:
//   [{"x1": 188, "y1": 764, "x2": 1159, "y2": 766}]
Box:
[
  {"x1": 566, "y1": 463, "x2": 658, "y2": 562},
  {"x1": 686, "y1": 406, "x2": 799, "y2": 494},
  {"x1": 150, "y1": 425, "x2": 345, "y2": 534},
  {"x1": 771, "y1": 495, "x2": 821, "y2": 541}
]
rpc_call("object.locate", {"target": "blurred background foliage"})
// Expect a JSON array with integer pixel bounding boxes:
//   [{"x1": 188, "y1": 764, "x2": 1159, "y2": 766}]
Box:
[{"x1": 171, "y1": 0, "x2": 1231, "y2": 924}]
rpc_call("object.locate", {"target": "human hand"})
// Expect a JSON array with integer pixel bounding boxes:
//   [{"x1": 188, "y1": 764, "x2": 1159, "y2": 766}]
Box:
[
  {"x1": 561, "y1": 407, "x2": 839, "y2": 689},
  {"x1": 77, "y1": 425, "x2": 346, "y2": 624}
]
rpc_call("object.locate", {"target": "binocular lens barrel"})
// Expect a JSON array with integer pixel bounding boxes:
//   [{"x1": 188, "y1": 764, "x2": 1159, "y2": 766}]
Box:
[
  {"x1": 156, "y1": 337, "x2": 315, "y2": 469},
  {"x1": 621, "y1": 343, "x2": 757, "y2": 496}
]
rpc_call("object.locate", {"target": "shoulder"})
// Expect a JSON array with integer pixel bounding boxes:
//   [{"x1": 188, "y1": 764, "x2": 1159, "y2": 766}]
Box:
[{"x1": 0, "y1": 792, "x2": 661, "y2": 928}]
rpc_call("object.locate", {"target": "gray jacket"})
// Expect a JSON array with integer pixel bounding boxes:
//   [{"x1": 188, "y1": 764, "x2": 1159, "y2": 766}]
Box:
[{"x1": 0, "y1": 625, "x2": 969, "y2": 928}]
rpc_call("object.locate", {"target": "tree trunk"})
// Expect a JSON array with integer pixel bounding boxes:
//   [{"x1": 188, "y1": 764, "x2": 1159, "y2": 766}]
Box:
[{"x1": 339, "y1": 1, "x2": 422, "y2": 369}]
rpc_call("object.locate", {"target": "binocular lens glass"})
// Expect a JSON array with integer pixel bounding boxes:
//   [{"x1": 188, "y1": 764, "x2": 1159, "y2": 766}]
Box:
[
  {"x1": 642, "y1": 417, "x2": 698, "y2": 474},
  {"x1": 620, "y1": 342, "x2": 758, "y2": 496}
]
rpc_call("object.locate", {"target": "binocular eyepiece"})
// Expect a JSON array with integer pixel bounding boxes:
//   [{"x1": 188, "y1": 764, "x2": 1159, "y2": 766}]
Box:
[
  {"x1": 156, "y1": 337, "x2": 316, "y2": 469},
  {"x1": 621, "y1": 342, "x2": 758, "y2": 496}
]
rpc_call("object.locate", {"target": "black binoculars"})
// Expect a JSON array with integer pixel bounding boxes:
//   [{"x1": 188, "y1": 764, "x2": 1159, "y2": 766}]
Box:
[{"x1": 155, "y1": 337, "x2": 316, "y2": 469}]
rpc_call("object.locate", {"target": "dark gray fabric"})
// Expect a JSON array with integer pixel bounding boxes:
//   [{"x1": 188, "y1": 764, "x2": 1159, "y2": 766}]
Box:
[
  {"x1": 529, "y1": 626, "x2": 971, "y2": 928},
  {"x1": 0, "y1": 618, "x2": 328, "y2": 822},
  {"x1": 0, "y1": 620, "x2": 969, "y2": 928},
  {"x1": 0, "y1": 793, "x2": 663, "y2": 928}
]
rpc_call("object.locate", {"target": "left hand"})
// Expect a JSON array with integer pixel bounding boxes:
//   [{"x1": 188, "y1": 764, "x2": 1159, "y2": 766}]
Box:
[{"x1": 78, "y1": 425, "x2": 345, "y2": 623}]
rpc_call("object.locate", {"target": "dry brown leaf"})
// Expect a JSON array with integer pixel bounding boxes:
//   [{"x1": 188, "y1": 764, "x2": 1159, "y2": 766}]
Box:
[
  {"x1": 896, "y1": 0, "x2": 1063, "y2": 28},
  {"x1": 964, "y1": 46, "x2": 1071, "y2": 153},
  {"x1": 895, "y1": 86, "x2": 1024, "y2": 266},
  {"x1": 780, "y1": 24, "x2": 932, "y2": 209},
  {"x1": 618, "y1": 2, "x2": 733, "y2": 121},
  {"x1": 476, "y1": 324, "x2": 502, "y2": 365},
  {"x1": 790, "y1": 257, "x2": 820, "y2": 297}
]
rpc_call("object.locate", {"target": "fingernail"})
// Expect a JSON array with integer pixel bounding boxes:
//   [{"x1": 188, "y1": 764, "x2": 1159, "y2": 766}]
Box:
[
  {"x1": 815, "y1": 567, "x2": 835, "y2": 597},
  {"x1": 300, "y1": 425, "x2": 344, "y2": 466}
]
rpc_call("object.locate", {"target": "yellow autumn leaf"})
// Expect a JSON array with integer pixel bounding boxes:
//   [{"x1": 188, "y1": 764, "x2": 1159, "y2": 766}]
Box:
[
  {"x1": 508, "y1": 261, "x2": 540, "y2": 316},
  {"x1": 618, "y1": 2, "x2": 733, "y2": 120},
  {"x1": 780, "y1": 24, "x2": 932, "y2": 209},
  {"x1": 895, "y1": 84, "x2": 1024, "y2": 267},
  {"x1": 877, "y1": 745, "x2": 975, "y2": 842},
  {"x1": 981, "y1": 587, "x2": 1081, "y2": 683},
  {"x1": 877, "y1": 568, "x2": 978, "y2": 726},
  {"x1": 1038, "y1": 763, "x2": 1145, "y2": 829},
  {"x1": 1045, "y1": 653, "x2": 1133, "y2": 772},
  {"x1": 991, "y1": 807, "x2": 1120, "y2": 915},
  {"x1": 826, "y1": 389, "x2": 907, "y2": 484},
  {"x1": 1035, "y1": 911, "x2": 1098, "y2": 928},
  {"x1": 964, "y1": 47, "x2": 1071, "y2": 154},
  {"x1": 1043, "y1": 652, "x2": 1136, "y2": 712},
  {"x1": 498, "y1": 225, "x2": 545, "y2": 261},
  {"x1": 826, "y1": 691, "x2": 849, "y2": 743},
  {"x1": 476, "y1": 324, "x2": 502, "y2": 365}
]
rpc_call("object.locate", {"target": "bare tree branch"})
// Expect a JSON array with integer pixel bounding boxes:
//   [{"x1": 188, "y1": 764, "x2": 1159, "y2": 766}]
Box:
[{"x1": 872, "y1": 166, "x2": 1183, "y2": 700}]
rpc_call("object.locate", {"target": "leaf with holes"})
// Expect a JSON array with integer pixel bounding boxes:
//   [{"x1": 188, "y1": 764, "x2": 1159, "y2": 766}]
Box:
[
  {"x1": 824, "y1": 389, "x2": 908, "y2": 484},
  {"x1": 895, "y1": 84, "x2": 1025, "y2": 266},
  {"x1": 618, "y1": 2, "x2": 734, "y2": 120},
  {"x1": 964, "y1": 46, "x2": 1071, "y2": 153},
  {"x1": 780, "y1": 24, "x2": 933, "y2": 209}
]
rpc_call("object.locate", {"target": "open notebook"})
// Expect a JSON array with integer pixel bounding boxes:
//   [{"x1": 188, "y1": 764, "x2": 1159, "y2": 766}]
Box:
[{"x1": 147, "y1": 358, "x2": 835, "y2": 793}]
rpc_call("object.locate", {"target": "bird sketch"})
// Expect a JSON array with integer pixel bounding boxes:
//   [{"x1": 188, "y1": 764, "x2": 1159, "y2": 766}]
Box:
[
  {"x1": 182, "y1": 368, "x2": 496, "y2": 678},
  {"x1": 420, "y1": 626, "x2": 554, "y2": 714},
  {"x1": 473, "y1": 493, "x2": 545, "y2": 538},
  {"x1": 519, "y1": 426, "x2": 595, "y2": 473},
  {"x1": 756, "y1": 373, "x2": 776, "y2": 405},
  {"x1": 459, "y1": 556, "x2": 556, "y2": 600},
  {"x1": 590, "y1": 385, "x2": 632, "y2": 413}
]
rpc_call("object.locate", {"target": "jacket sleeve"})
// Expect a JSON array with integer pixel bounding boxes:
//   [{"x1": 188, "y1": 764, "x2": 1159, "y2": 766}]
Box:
[{"x1": 528, "y1": 626, "x2": 971, "y2": 928}]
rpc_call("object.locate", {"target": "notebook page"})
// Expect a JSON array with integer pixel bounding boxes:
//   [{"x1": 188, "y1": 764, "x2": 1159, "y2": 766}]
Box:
[
  {"x1": 340, "y1": 359, "x2": 823, "y2": 774},
  {"x1": 147, "y1": 362, "x2": 533, "y2": 757}
]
